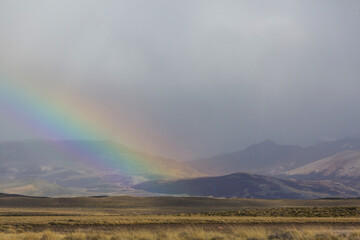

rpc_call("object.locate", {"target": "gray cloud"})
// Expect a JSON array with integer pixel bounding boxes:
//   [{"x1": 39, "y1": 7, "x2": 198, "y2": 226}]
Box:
[{"x1": 0, "y1": 0, "x2": 360, "y2": 159}]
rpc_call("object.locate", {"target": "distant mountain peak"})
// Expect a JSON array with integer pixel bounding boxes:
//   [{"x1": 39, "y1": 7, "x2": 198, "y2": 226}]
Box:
[
  {"x1": 189, "y1": 139, "x2": 303, "y2": 175},
  {"x1": 188, "y1": 137, "x2": 360, "y2": 177},
  {"x1": 255, "y1": 140, "x2": 278, "y2": 146},
  {"x1": 245, "y1": 140, "x2": 280, "y2": 152}
]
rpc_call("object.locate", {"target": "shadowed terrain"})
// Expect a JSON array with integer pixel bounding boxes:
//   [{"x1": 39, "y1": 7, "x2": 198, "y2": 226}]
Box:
[{"x1": 133, "y1": 172, "x2": 360, "y2": 199}]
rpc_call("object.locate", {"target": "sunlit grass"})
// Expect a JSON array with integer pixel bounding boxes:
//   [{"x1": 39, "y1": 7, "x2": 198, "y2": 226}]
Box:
[
  {"x1": 0, "y1": 227, "x2": 360, "y2": 240},
  {"x1": 2, "y1": 207, "x2": 360, "y2": 230},
  {"x1": 2, "y1": 215, "x2": 360, "y2": 228},
  {"x1": 1, "y1": 205, "x2": 360, "y2": 239}
]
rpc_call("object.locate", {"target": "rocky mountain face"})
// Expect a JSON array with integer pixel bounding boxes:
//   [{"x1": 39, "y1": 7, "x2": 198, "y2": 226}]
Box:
[
  {"x1": 133, "y1": 172, "x2": 360, "y2": 199},
  {"x1": 0, "y1": 140, "x2": 201, "y2": 197},
  {"x1": 284, "y1": 150, "x2": 360, "y2": 179},
  {"x1": 189, "y1": 138, "x2": 360, "y2": 176}
]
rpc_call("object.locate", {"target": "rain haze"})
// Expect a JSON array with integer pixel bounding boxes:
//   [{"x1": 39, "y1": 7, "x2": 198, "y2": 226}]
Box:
[{"x1": 0, "y1": 0, "x2": 360, "y2": 160}]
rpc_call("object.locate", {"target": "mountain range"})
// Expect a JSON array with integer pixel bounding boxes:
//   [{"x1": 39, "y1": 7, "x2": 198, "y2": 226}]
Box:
[
  {"x1": 188, "y1": 138, "x2": 360, "y2": 176},
  {"x1": 0, "y1": 139, "x2": 200, "y2": 196},
  {"x1": 2, "y1": 138, "x2": 360, "y2": 198},
  {"x1": 139, "y1": 138, "x2": 360, "y2": 198}
]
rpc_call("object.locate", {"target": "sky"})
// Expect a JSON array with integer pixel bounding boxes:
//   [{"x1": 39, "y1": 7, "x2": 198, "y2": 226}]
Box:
[{"x1": 0, "y1": 0, "x2": 360, "y2": 160}]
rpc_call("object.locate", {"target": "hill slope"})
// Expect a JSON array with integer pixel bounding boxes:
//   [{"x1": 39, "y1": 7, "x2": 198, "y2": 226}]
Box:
[
  {"x1": 189, "y1": 138, "x2": 360, "y2": 176},
  {"x1": 285, "y1": 150, "x2": 360, "y2": 179},
  {"x1": 0, "y1": 140, "x2": 201, "y2": 196},
  {"x1": 133, "y1": 172, "x2": 360, "y2": 199}
]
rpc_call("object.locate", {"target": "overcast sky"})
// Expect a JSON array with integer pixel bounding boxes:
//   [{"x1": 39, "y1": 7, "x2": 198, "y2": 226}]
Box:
[{"x1": 0, "y1": 0, "x2": 360, "y2": 160}]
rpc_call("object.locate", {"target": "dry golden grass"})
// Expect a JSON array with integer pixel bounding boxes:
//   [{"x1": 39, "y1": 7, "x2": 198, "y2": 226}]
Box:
[
  {"x1": 3, "y1": 214, "x2": 360, "y2": 228},
  {"x1": 2, "y1": 197, "x2": 360, "y2": 239},
  {"x1": 3, "y1": 207, "x2": 360, "y2": 232},
  {"x1": 0, "y1": 226, "x2": 360, "y2": 240}
]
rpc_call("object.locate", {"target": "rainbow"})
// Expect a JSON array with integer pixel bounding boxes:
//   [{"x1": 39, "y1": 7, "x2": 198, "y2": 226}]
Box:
[{"x1": 0, "y1": 73, "x2": 182, "y2": 179}]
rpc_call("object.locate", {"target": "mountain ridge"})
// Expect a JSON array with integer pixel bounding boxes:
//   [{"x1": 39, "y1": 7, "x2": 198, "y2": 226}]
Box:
[
  {"x1": 133, "y1": 172, "x2": 360, "y2": 199},
  {"x1": 189, "y1": 138, "x2": 360, "y2": 176},
  {"x1": 0, "y1": 139, "x2": 202, "y2": 196},
  {"x1": 284, "y1": 150, "x2": 360, "y2": 179}
]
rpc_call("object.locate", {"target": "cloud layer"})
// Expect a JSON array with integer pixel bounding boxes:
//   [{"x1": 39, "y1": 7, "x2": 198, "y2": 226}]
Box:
[{"x1": 0, "y1": 0, "x2": 360, "y2": 159}]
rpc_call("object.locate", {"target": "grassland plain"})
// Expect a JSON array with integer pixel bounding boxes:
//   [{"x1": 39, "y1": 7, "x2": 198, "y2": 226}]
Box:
[
  {"x1": 2, "y1": 227, "x2": 360, "y2": 240},
  {"x1": 2, "y1": 196, "x2": 360, "y2": 239}
]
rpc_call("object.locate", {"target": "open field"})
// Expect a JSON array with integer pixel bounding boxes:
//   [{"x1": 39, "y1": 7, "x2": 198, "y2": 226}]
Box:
[
  {"x1": 2, "y1": 227, "x2": 360, "y2": 240},
  {"x1": 2, "y1": 195, "x2": 360, "y2": 210},
  {"x1": 2, "y1": 196, "x2": 360, "y2": 239}
]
